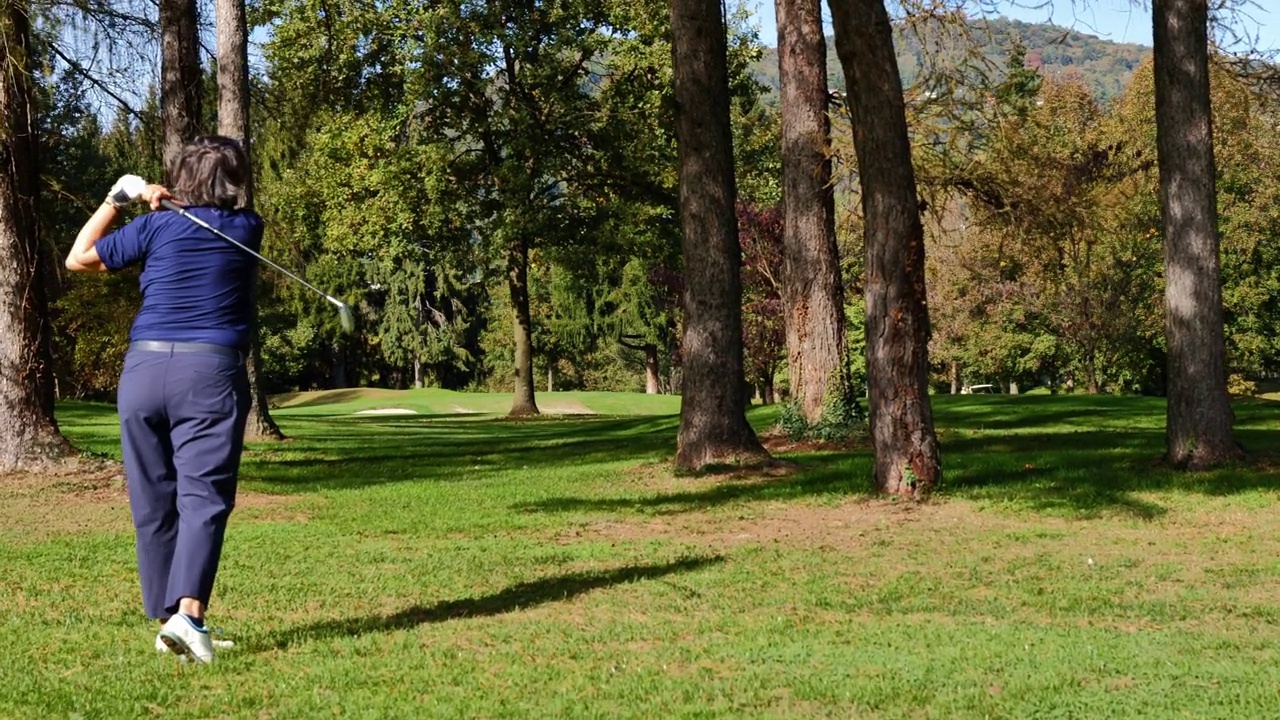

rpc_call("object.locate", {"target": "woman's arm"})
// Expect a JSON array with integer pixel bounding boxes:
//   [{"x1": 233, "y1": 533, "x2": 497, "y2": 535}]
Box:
[
  {"x1": 65, "y1": 182, "x2": 172, "y2": 274},
  {"x1": 64, "y1": 201, "x2": 119, "y2": 273}
]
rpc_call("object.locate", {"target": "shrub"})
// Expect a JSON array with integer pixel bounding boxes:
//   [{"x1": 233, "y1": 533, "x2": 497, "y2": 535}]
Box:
[
  {"x1": 776, "y1": 372, "x2": 867, "y2": 442},
  {"x1": 1227, "y1": 373, "x2": 1257, "y2": 397}
]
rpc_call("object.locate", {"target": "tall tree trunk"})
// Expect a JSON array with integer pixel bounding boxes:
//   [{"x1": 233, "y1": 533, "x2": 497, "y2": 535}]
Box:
[
  {"x1": 215, "y1": 0, "x2": 251, "y2": 205},
  {"x1": 0, "y1": 0, "x2": 73, "y2": 471},
  {"x1": 414, "y1": 294, "x2": 424, "y2": 388},
  {"x1": 332, "y1": 342, "x2": 347, "y2": 389},
  {"x1": 669, "y1": 0, "x2": 768, "y2": 470},
  {"x1": 217, "y1": 0, "x2": 284, "y2": 441},
  {"x1": 950, "y1": 361, "x2": 960, "y2": 394},
  {"x1": 776, "y1": 0, "x2": 847, "y2": 424},
  {"x1": 240, "y1": 326, "x2": 283, "y2": 438},
  {"x1": 508, "y1": 239, "x2": 539, "y2": 416},
  {"x1": 828, "y1": 0, "x2": 941, "y2": 498},
  {"x1": 644, "y1": 344, "x2": 660, "y2": 394},
  {"x1": 160, "y1": 0, "x2": 202, "y2": 177},
  {"x1": 1153, "y1": 0, "x2": 1240, "y2": 468}
]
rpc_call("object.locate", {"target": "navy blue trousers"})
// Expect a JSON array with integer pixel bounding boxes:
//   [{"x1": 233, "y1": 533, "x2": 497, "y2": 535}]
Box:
[{"x1": 118, "y1": 347, "x2": 250, "y2": 620}]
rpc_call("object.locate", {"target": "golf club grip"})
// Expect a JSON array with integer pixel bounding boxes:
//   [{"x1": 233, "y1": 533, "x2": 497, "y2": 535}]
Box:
[{"x1": 159, "y1": 199, "x2": 341, "y2": 308}]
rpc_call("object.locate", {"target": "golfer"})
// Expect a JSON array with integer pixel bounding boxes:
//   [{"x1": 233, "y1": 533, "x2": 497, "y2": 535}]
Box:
[{"x1": 64, "y1": 136, "x2": 263, "y2": 664}]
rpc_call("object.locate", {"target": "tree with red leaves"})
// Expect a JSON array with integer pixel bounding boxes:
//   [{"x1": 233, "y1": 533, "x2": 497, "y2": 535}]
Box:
[{"x1": 737, "y1": 204, "x2": 787, "y2": 404}]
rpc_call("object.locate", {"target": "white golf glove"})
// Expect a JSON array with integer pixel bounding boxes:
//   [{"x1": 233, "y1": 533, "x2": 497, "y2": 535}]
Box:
[{"x1": 105, "y1": 174, "x2": 148, "y2": 207}]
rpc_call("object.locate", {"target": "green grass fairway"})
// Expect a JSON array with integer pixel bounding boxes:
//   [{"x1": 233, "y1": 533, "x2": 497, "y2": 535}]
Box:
[
  {"x1": 269, "y1": 387, "x2": 683, "y2": 417},
  {"x1": 5, "y1": 392, "x2": 1280, "y2": 718}
]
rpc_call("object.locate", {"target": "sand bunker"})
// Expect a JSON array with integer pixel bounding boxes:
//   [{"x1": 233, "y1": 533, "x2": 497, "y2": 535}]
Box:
[
  {"x1": 353, "y1": 408, "x2": 419, "y2": 416},
  {"x1": 539, "y1": 401, "x2": 596, "y2": 415}
]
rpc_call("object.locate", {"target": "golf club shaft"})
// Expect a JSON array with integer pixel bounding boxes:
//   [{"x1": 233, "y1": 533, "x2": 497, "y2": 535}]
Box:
[{"x1": 159, "y1": 199, "x2": 344, "y2": 309}]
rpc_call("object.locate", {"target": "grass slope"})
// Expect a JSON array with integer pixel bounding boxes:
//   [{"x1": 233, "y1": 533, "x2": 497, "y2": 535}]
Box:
[{"x1": 4, "y1": 392, "x2": 1280, "y2": 718}]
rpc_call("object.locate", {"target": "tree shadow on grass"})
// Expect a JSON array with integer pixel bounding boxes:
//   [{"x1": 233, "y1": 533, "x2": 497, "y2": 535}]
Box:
[
  {"x1": 516, "y1": 453, "x2": 875, "y2": 516},
  {"x1": 243, "y1": 415, "x2": 682, "y2": 493},
  {"x1": 239, "y1": 399, "x2": 1280, "y2": 517},
  {"x1": 515, "y1": 430, "x2": 1168, "y2": 519},
  {"x1": 516, "y1": 424, "x2": 1280, "y2": 521},
  {"x1": 258, "y1": 555, "x2": 724, "y2": 651},
  {"x1": 930, "y1": 394, "x2": 1168, "y2": 432},
  {"x1": 942, "y1": 427, "x2": 1280, "y2": 518}
]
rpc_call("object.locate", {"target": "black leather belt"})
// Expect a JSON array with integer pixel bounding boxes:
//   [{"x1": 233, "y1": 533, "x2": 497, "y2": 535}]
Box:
[{"x1": 129, "y1": 341, "x2": 245, "y2": 364}]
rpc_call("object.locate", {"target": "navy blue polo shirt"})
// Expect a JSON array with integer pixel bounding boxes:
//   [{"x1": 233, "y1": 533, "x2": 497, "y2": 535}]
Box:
[{"x1": 97, "y1": 206, "x2": 264, "y2": 350}]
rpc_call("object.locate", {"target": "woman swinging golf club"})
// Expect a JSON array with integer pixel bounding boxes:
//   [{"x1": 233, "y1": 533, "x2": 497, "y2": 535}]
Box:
[{"x1": 65, "y1": 135, "x2": 260, "y2": 664}]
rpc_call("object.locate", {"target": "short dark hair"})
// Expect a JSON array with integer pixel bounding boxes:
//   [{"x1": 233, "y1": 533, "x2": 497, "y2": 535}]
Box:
[{"x1": 170, "y1": 135, "x2": 249, "y2": 209}]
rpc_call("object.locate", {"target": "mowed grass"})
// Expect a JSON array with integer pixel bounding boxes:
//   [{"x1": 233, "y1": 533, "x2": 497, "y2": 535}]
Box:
[
  {"x1": 269, "y1": 387, "x2": 683, "y2": 417},
  {"x1": 4, "y1": 392, "x2": 1280, "y2": 718}
]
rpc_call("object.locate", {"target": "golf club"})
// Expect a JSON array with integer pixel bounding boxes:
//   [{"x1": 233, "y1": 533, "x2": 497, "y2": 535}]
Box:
[{"x1": 159, "y1": 199, "x2": 356, "y2": 334}]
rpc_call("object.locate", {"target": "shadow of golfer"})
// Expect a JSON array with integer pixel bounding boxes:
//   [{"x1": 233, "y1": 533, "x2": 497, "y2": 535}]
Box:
[{"x1": 259, "y1": 555, "x2": 724, "y2": 651}]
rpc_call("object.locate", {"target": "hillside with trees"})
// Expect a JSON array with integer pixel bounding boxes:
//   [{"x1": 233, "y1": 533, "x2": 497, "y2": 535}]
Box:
[{"x1": 755, "y1": 17, "x2": 1150, "y2": 101}]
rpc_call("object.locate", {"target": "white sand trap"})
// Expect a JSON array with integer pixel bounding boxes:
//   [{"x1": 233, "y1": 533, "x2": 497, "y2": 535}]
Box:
[
  {"x1": 353, "y1": 408, "x2": 419, "y2": 416},
  {"x1": 540, "y1": 401, "x2": 596, "y2": 416},
  {"x1": 451, "y1": 405, "x2": 485, "y2": 414}
]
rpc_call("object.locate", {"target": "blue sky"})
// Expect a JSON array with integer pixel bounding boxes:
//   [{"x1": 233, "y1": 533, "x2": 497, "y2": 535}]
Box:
[{"x1": 746, "y1": 0, "x2": 1280, "y2": 52}]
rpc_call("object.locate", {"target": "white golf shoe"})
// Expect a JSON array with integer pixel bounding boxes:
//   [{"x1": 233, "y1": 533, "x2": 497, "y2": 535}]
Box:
[
  {"x1": 155, "y1": 632, "x2": 234, "y2": 654},
  {"x1": 156, "y1": 615, "x2": 217, "y2": 664}
]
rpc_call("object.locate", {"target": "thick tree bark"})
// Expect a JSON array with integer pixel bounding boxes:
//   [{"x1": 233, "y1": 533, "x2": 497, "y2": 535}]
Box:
[
  {"x1": 242, "y1": 348, "x2": 283, "y2": 439},
  {"x1": 508, "y1": 239, "x2": 539, "y2": 416},
  {"x1": 160, "y1": 0, "x2": 202, "y2": 177},
  {"x1": 828, "y1": 0, "x2": 941, "y2": 498},
  {"x1": 669, "y1": 0, "x2": 768, "y2": 470},
  {"x1": 215, "y1": 0, "x2": 251, "y2": 202},
  {"x1": 1153, "y1": 0, "x2": 1240, "y2": 468},
  {"x1": 217, "y1": 0, "x2": 284, "y2": 441},
  {"x1": 776, "y1": 0, "x2": 847, "y2": 424},
  {"x1": 950, "y1": 361, "x2": 959, "y2": 394},
  {"x1": 0, "y1": 0, "x2": 74, "y2": 471}
]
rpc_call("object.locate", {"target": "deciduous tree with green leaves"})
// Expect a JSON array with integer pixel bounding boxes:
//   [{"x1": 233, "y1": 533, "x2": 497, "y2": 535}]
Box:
[{"x1": 402, "y1": 0, "x2": 663, "y2": 415}]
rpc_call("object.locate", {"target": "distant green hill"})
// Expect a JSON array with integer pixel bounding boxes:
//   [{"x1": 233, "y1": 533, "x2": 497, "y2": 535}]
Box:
[{"x1": 754, "y1": 17, "x2": 1149, "y2": 102}]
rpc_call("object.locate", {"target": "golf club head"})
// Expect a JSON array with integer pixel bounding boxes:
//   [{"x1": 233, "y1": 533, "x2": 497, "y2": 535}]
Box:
[{"x1": 337, "y1": 303, "x2": 356, "y2": 334}]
